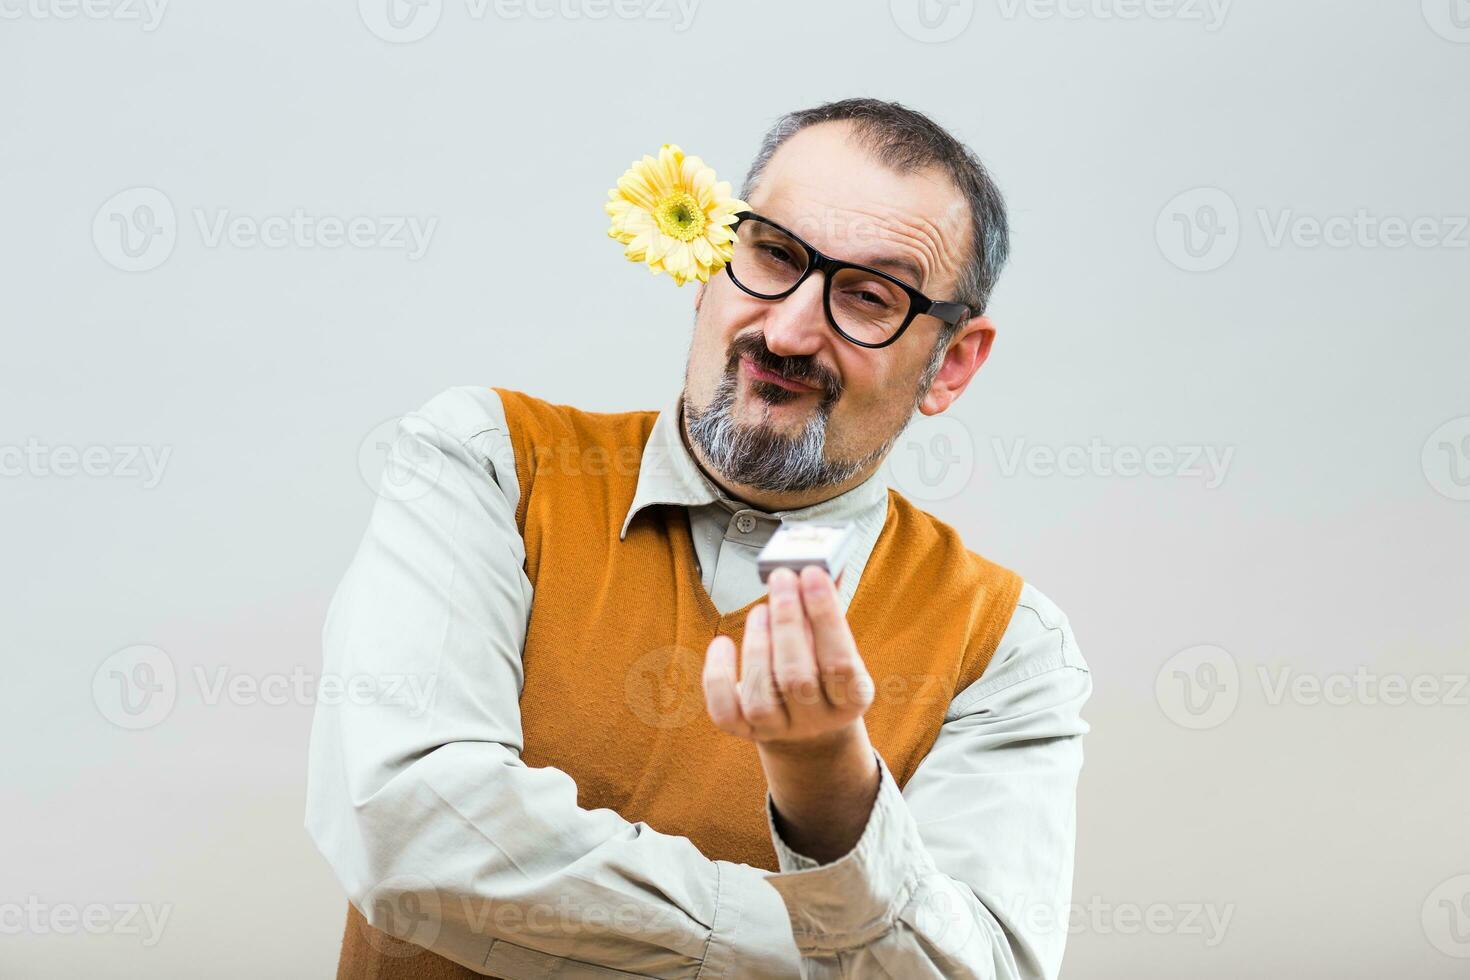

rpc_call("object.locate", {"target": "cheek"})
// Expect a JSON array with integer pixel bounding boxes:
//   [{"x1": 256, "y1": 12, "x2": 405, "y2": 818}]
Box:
[
  {"x1": 832, "y1": 364, "x2": 914, "y2": 425},
  {"x1": 832, "y1": 359, "x2": 881, "y2": 405},
  {"x1": 703, "y1": 275, "x2": 771, "y2": 331},
  {"x1": 689, "y1": 307, "x2": 744, "y2": 385}
]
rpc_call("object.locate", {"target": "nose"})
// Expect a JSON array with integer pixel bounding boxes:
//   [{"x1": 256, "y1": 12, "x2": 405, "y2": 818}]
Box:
[{"x1": 759, "y1": 272, "x2": 830, "y2": 360}]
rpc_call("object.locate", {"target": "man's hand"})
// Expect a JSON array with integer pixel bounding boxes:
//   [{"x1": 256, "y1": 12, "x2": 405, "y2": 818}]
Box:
[
  {"x1": 702, "y1": 565, "x2": 874, "y2": 743},
  {"x1": 702, "y1": 565, "x2": 882, "y2": 863}
]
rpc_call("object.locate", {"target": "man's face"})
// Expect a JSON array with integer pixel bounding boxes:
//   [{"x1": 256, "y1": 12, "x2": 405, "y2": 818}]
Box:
[{"x1": 683, "y1": 120, "x2": 990, "y2": 499}]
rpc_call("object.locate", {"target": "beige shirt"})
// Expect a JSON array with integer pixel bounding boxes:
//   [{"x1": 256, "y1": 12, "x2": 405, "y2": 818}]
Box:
[{"x1": 306, "y1": 385, "x2": 1093, "y2": 979}]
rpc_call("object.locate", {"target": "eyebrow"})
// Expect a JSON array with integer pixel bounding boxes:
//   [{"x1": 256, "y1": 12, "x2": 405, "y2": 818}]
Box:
[
  {"x1": 755, "y1": 210, "x2": 928, "y2": 290},
  {"x1": 854, "y1": 254, "x2": 925, "y2": 290}
]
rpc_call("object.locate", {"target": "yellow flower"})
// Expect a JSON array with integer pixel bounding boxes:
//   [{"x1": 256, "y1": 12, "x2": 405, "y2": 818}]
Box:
[{"x1": 605, "y1": 144, "x2": 748, "y2": 286}]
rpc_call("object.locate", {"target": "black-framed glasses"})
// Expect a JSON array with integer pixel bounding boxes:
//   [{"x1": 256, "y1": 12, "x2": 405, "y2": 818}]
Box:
[{"x1": 724, "y1": 210, "x2": 970, "y2": 349}]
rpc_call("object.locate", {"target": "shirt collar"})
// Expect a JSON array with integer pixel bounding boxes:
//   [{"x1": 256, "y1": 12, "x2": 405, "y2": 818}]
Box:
[{"x1": 619, "y1": 388, "x2": 891, "y2": 540}]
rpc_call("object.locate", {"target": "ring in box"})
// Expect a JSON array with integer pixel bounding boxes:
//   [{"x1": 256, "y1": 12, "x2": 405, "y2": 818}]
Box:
[{"x1": 756, "y1": 521, "x2": 857, "y2": 585}]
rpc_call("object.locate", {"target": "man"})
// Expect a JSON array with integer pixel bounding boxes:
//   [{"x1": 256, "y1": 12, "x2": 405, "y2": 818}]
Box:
[{"x1": 306, "y1": 98, "x2": 1092, "y2": 979}]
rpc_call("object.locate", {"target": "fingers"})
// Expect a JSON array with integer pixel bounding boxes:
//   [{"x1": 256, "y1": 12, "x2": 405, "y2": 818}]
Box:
[
  {"x1": 702, "y1": 634, "x2": 750, "y2": 738},
  {"x1": 767, "y1": 568, "x2": 821, "y2": 710},
  {"x1": 738, "y1": 604, "x2": 788, "y2": 734},
  {"x1": 705, "y1": 566, "x2": 873, "y2": 744},
  {"x1": 798, "y1": 566, "x2": 872, "y2": 715}
]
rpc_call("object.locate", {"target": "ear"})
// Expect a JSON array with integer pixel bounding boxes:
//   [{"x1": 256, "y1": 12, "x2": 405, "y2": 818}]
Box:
[{"x1": 918, "y1": 315, "x2": 996, "y2": 416}]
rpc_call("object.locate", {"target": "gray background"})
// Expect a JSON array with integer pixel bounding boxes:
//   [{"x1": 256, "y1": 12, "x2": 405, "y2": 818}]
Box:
[{"x1": 3, "y1": 1, "x2": 1467, "y2": 976}]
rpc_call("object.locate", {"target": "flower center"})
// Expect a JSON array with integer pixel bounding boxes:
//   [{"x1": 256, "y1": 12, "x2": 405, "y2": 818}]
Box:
[{"x1": 654, "y1": 191, "x2": 707, "y2": 242}]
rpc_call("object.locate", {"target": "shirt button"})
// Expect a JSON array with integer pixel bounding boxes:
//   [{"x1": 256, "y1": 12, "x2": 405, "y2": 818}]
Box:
[{"x1": 734, "y1": 514, "x2": 757, "y2": 534}]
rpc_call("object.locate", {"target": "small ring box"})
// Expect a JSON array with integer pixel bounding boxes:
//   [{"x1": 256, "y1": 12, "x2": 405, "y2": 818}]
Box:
[{"x1": 756, "y1": 521, "x2": 857, "y2": 585}]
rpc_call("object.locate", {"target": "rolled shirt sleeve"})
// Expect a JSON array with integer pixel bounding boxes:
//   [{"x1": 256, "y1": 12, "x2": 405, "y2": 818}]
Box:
[
  {"x1": 304, "y1": 387, "x2": 801, "y2": 977},
  {"x1": 760, "y1": 585, "x2": 1093, "y2": 980}
]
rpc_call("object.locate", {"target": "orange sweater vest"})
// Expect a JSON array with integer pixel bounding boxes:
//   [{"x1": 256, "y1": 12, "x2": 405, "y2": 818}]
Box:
[{"x1": 336, "y1": 387, "x2": 1023, "y2": 978}]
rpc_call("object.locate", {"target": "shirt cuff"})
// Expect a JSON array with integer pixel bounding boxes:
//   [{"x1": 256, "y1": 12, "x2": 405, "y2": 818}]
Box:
[
  {"x1": 760, "y1": 751, "x2": 934, "y2": 953},
  {"x1": 702, "y1": 859, "x2": 804, "y2": 978}
]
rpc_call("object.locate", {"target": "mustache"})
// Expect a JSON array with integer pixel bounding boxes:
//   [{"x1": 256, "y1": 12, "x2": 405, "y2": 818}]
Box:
[{"x1": 728, "y1": 336, "x2": 840, "y2": 399}]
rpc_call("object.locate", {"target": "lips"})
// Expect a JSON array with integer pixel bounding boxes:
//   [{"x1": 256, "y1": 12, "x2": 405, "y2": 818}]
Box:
[{"x1": 741, "y1": 356, "x2": 818, "y2": 394}]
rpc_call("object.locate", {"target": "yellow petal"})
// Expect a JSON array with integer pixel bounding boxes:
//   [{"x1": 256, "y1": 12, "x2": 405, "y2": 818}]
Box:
[
  {"x1": 616, "y1": 173, "x2": 658, "y2": 210},
  {"x1": 691, "y1": 236, "x2": 714, "y2": 265},
  {"x1": 623, "y1": 210, "x2": 656, "y2": 235},
  {"x1": 606, "y1": 144, "x2": 747, "y2": 289}
]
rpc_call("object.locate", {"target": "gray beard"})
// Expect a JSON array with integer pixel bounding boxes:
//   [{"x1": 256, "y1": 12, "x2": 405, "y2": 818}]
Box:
[
  {"x1": 679, "y1": 313, "x2": 947, "y2": 495},
  {"x1": 682, "y1": 369, "x2": 898, "y2": 495}
]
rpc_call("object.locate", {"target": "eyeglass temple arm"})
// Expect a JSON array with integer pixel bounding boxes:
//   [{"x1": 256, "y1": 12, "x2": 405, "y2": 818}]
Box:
[{"x1": 923, "y1": 300, "x2": 970, "y2": 326}]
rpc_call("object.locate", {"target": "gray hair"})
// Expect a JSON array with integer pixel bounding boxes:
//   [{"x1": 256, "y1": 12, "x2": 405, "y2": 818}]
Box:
[{"x1": 738, "y1": 98, "x2": 1010, "y2": 346}]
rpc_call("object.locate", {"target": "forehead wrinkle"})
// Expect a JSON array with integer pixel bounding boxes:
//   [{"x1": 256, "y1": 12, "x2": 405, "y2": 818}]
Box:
[
  {"x1": 753, "y1": 138, "x2": 972, "y2": 290},
  {"x1": 829, "y1": 247, "x2": 925, "y2": 293},
  {"x1": 757, "y1": 188, "x2": 965, "y2": 294},
  {"x1": 839, "y1": 205, "x2": 957, "y2": 293}
]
